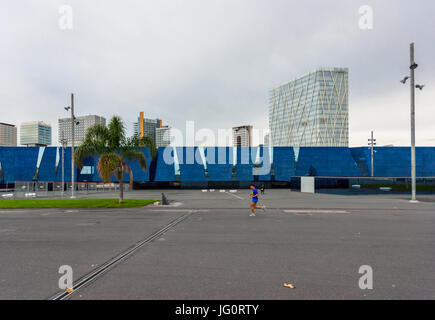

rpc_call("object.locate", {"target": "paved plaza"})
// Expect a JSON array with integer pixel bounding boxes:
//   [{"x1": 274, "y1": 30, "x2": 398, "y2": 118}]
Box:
[{"x1": 0, "y1": 189, "x2": 434, "y2": 299}]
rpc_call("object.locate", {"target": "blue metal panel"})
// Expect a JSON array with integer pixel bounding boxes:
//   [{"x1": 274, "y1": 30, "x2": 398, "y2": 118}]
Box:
[
  {"x1": 61, "y1": 147, "x2": 73, "y2": 182},
  {"x1": 257, "y1": 147, "x2": 272, "y2": 181},
  {"x1": 234, "y1": 147, "x2": 255, "y2": 181},
  {"x1": 38, "y1": 147, "x2": 57, "y2": 181},
  {"x1": 368, "y1": 147, "x2": 435, "y2": 177},
  {"x1": 206, "y1": 165, "x2": 233, "y2": 181},
  {"x1": 418, "y1": 147, "x2": 435, "y2": 177},
  {"x1": 123, "y1": 148, "x2": 151, "y2": 182},
  {"x1": 372, "y1": 147, "x2": 410, "y2": 177},
  {"x1": 204, "y1": 147, "x2": 233, "y2": 165},
  {"x1": 179, "y1": 164, "x2": 206, "y2": 181},
  {"x1": 1, "y1": 147, "x2": 434, "y2": 183},
  {"x1": 0, "y1": 147, "x2": 39, "y2": 182},
  {"x1": 154, "y1": 147, "x2": 175, "y2": 182},
  {"x1": 235, "y1": 164, "x2": 254, "y2": 181},
  {"x1": 204, "y1": 147, "x2": 233, "y2": 181},
  {"x1": 295, "y1": 147, "x2": 361, "y2": 177},
  {"x1": 273, "y1": 147, "x2": 295, "y2": 181},
  {"x1": 178, "y1": 147, "x2": 206, "y2": 181},
  {"x1": 349, "y1": 147, "x2": 370, "y2": 176}
]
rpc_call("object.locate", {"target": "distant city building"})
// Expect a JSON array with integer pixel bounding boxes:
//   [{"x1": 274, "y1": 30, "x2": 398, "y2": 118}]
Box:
[
  {"x1": 156, "y1": 126, "x2": 171, "y2": 148},
  {"x1": 0, "y1": 122, "x2": 17, "y2": 146},
  {"x1": 20, "y1": 121, "x2": 52, "y2": 146},
  {"x1": 269, "y1": 67, "x2": 349, "y2": 147},
  {"x1": 232, "y1": 125, "x2": 253, "y2": 147},
  {"x1": 264, "y1": 134, "x2": 270, "y2": 146},
  {"x1": 133, "y1": 112, "x2": 161, "y2": 142},
  {"x1": 58, "y1": 115, "x2": 106, "y2": 146}
]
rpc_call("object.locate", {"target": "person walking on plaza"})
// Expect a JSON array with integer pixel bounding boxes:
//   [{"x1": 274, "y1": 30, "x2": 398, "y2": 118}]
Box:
[
  {"x1": 260, "y1": 183, "x2": 265, "y2": 195},
  {"x1": 249, "y1": 184, "x2": 265, "y2": 216}
]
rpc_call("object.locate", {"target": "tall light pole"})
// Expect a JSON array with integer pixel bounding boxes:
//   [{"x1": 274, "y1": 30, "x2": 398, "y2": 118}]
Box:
[
  {"x1": 368, "y1": 131, "x2": 376, "y2": 177},
  {"x1": 70, "y1": 93, "x2": 76, "y2": 199},
  {"x1": 64, "y1": 94, "x2": 77, "y2": 199},
  {"x1": 409, "y1": 43, "x2": 418, "y2": 203},
  {"x1": 400, "y1": 43, "x2": 424, "y2": 203},
  {"x1": 401, "y1": 43, "x2": 424, "y2": 203},
  {"x1": 61, "y1": 131, "x2": 67, "y2": 197}
]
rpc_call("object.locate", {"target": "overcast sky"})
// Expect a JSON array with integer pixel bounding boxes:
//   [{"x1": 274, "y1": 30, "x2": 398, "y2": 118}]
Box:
[{"x1": 1, "y1": 0, "x2": 434, "y2": 147}]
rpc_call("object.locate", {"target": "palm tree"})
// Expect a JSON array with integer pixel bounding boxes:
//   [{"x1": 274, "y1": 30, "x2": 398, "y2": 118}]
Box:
[{"x1": 74, "y1": 116, "x2": 156, "y2": 203}]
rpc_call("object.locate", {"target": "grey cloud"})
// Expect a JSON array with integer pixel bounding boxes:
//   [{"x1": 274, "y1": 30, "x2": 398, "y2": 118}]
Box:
[{"x1": 0, "y1": 0, "x2": 434, "y2": 146}]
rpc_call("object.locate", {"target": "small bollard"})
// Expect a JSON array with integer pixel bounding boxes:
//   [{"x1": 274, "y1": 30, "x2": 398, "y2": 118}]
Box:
[{"x1": 161, "y1": 193, "x2": 170, "y2": 205}]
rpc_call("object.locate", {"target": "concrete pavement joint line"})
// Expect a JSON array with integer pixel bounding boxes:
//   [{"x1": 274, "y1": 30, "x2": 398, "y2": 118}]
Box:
[
  {"x1": 161, "y1": 207, "x2": 426, "y2": 212},
  {"x1": 49, "y1": 210, "x2": 196, "y2": 300},
  {"x1": 0, "y1": 229, "x2": 16, "y2": 233},
  {"x1": 224, "y1": 191, "x2": 245, "y2": 200},
  {"x1": 284, "y1": 210, "x2": 350, "y2": 214},
  {"x1": 149, "y1": 209, "x2": 209, "y2": 213}
]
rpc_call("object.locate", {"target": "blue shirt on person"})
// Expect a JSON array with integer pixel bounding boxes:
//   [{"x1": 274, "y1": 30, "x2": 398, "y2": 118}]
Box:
[{"x1": 252, "y1": 188, "x2": 259, "y2": 202}]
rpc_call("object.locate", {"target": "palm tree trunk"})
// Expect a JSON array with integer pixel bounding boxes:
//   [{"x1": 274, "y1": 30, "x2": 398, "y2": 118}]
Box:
[{"x1": 119, "y1": 166, "x2": 124, "y2": 204}]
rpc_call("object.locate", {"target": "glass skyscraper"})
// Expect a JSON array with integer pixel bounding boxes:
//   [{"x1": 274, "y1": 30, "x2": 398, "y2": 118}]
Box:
[{"x1": 269, "y1": 67, "x2": 349, "y2": 147}]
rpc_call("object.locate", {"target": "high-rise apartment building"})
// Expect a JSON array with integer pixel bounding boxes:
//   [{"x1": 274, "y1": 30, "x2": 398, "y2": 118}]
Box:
[
  {"x1": 0, "y1": 122, "x2": 17, "y2": 146},
  {"x1": 20, "y1": 121, "x2": 52, "y2": 146},
  {"x1": 133, "y1": 112, "x2": 162, "y2": 142},
  {"x1": 269, "y1": 67, "x2": 349, "y2": 147},
  {"x1": 232, "y1": 125, "x2": 253, "y2": 147},
  {"x1": 264, "y1": 134, "x2": 270, "y2": 146},
  {"x1": 58, "y1": 115, "x2": 106, "y2": 146},
  {"x1": 156, "y1": 126, "x2": 171, "y2": 148}
]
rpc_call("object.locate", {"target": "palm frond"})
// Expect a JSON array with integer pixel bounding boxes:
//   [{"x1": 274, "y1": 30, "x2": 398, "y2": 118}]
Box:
[
  {"x1": 139, "y1": 135, "x2": 157, "y2": 158},
  {"x1": 121, "y1": 149, "x2": 148, "y2": 171},
  {"x1": 107, "y1": 116, "x2": 126, "y2": 150},
  {"x1": 124, "y1": 163, "x2": 134, "y2": 188},
  {"x1": 97, "y1": 153, "x2": 120, "y2": 183},
  {"x1": 74, "y1": 124, "x2": 110, "y2": 168}
]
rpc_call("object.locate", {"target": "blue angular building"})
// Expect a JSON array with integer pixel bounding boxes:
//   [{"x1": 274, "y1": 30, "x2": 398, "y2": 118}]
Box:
[{"x1": 0, "y1": 146, "x2": 434, "y2": 188}]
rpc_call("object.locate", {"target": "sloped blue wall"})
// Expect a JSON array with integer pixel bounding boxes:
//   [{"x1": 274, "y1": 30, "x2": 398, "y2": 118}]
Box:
[
  {"x1": 205, "y1": 147, "x2": 233, "y2": 181},
  {"x1": 154, "y1": 147, "x2": 175, "y2": 182},
  {"x1": 418, "y1": 147, "x2": 435, "y2": 177},
  {"x1": 350, "y1": 147, "x2": 370, "y2": 176},
  {"x1": 38, "y1": 147, "x2": 57, "y2": 181},
  {"x1": 295, "y1": 147, "x2": 362, "y2": 177},
  {"x1": 352, "y1": 147, "x2": 435, "y2": 177},
  {"x1": 234, "y1": 147, "x2": 255, "y2": 181},
  {"x1": 178, "y1": 147, "x2": 206, "y2": 181},
  {"x1": 0, "y1": 147, "x2": 39, "y2": 182},
  {"x1": 273, "y1": 147, "x2": 295, "y2": 181},
  {"x1": 257, "y1": 147, "x2": 272, "y2": 181},
  {"x1": 1, "y1": 146, "x2": 435, "y2": 184}
]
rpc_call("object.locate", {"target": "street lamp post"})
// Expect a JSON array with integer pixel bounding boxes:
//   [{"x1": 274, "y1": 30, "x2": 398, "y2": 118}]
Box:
[
  {"x1": 409, "y1": 43, "x2": 418, "y2": 203},
  {"x1": 401, "y1": 43, "x2": 424, "y2": 203},
  {"x1": 368, "y1": 131, "x2": 376, "y2": 177},
  {"x1": 64, "y1": 94, "x2": 77, "y2": 199},
  {"x1": 61, "y1": 131, "x2": 67, "y2": 197},
  {"x1": 70, "y1": 93, "x2": 76, "y2": 199}
]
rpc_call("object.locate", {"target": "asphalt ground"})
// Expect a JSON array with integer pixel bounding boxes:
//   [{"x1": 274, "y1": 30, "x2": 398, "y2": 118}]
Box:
[{"x1": 0, "y1": 189, "x2": 434, "y2": 299}]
